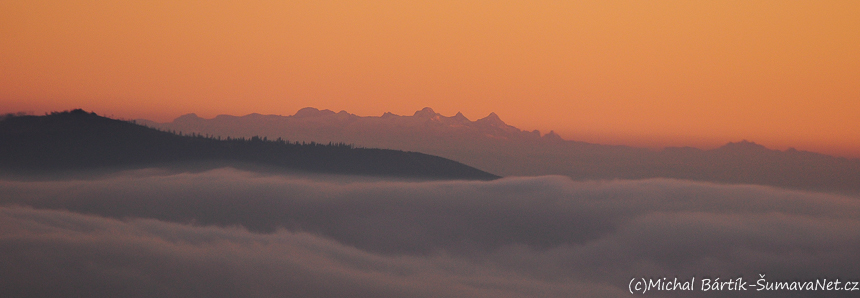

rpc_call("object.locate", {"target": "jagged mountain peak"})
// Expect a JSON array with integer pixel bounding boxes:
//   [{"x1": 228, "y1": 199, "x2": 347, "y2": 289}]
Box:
[
  {"x1": 451, "y1": 112, "x2": 469, "y2": 122},
  {"x1": 413, "y1": 107, "x2": 438, "y2": 118},
  {"x1": 476, "y1": 112, "x2": 506, "y2": 126},
  {"x1": 719, "y1": 140, "x2": 770, "y2": 151},
  {"x1": 294, "y1": 107, "x2": 336, "y2": 118},
  {"x1": 543, "y1": 130, "x2": 563, "y2": 141},
  {"x1": 174, "y1": 113, "x2": 202, "y2": 122}
]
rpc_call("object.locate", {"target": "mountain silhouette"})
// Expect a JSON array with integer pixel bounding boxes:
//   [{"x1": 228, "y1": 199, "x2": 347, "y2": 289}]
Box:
[
  {"x1": 0, "y1": 110, "x2": 499, "y2": 180},
  {"x1": 138, "y1": 107, "x2": 860, "y2": 194}
]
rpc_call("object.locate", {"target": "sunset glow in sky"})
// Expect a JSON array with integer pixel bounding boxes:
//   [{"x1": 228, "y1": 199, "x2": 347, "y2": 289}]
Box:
[{"x1": 3, "y1": 1, "x2": 859, "y2": 156}]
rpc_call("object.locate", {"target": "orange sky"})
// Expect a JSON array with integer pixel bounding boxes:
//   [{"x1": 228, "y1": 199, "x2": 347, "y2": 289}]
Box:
[{"x1": 2, "y1": 1, "x2": 859, "y2": 157}]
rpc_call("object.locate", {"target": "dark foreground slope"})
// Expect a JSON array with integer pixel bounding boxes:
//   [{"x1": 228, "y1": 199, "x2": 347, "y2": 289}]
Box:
[{"x1": 0, "y1": 110, "x2": 498, "y2": 180}]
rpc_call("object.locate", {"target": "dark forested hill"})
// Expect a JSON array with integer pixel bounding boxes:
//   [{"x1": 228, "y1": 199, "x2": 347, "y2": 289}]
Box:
[{"x1": 0, "y1": 110, "x2": 498, "y2": 180}]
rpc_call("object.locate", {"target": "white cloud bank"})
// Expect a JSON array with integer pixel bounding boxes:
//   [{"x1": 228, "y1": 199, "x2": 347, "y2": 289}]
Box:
[{"x1": 1, "y1": 169, "x2": 859, "y2": 297}]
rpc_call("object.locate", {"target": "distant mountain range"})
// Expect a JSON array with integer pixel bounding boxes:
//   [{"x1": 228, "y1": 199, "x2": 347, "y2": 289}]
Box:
[
  {"x1": 0, "y1": 110, "x2": 498, "y2": 180},
  {"x1": 139, "y1": 107, "x2": 860, "y2": 194}
]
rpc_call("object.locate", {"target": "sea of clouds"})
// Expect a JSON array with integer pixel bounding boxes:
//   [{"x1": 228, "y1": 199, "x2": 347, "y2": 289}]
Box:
[{"x1": 2, "y1": 168, "x2": 859, "y2": 297}]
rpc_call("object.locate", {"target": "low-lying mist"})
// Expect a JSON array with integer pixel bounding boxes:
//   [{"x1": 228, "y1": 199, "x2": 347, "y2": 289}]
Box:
[{"x1": 1, "y1": 168, "x2": 858, "y2": 297}]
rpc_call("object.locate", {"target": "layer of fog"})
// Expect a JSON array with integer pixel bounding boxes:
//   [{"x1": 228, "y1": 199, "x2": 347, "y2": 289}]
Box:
[{"x1": 2, "y1": 168, "x2": 859, "y2": 297}]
